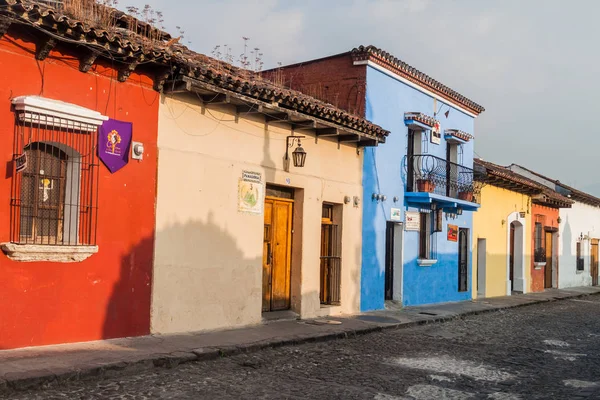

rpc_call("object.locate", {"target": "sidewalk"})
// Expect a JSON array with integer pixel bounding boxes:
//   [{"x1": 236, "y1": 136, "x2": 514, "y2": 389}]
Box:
[{"x1": 1, "y1": 286, "x2": 599, "y2": 392}]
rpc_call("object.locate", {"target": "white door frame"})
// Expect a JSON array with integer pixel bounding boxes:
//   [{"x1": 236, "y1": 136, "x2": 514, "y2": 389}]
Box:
[
  {"x1": 392, "y1": 222, "x2": 404, "y2": 303},
  {"x1": 506, "y1": 211, "x2": 528, "y2": 295}
]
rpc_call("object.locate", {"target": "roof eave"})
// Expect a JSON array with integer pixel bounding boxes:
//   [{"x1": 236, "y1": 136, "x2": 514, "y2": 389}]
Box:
[{"x1": 176, "y1": 76, "x2": 387, "y2": 146}]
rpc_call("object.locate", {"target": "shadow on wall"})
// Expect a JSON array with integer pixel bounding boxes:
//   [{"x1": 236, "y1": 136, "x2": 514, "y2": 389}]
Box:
[
  {"x1": 563, "y1": 215, "x2": 572, "y2": 259},
  {"x1": 102, "y1": 234, "x2": 154, "y2": 340},
  {"x1": 103, "y1": 214, "x2": 265, "y2": 338}
]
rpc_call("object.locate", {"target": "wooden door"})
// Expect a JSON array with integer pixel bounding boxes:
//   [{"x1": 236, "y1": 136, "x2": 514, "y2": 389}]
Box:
[
  {"x1": 592, "y1": 239, "x2": 599, "y2": 287},
  {"x1": 262, "y1": 197, "x2": 293, "y2": 312},
  {"x1": 509, "y1": 223, "x2": 515, "y2": 291},
  {"x1": 458, "y1": 228, "x2": 469, "y2": 292},
  {"x1": 545, "y1": 231, "x2": 553, "y2": 288}
]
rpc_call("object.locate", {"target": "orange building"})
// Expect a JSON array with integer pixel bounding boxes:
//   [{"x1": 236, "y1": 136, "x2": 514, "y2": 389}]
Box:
[
  {"x1": 0, "y1": 2, "x2": 170, "y2": 349},
  {"x1": 529, "y1": 201, "x2": 566, "y2": 292}
]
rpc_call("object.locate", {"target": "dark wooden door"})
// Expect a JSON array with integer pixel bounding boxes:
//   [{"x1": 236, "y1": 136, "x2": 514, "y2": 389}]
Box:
[
  {"x1": 592, "y1": 240, "x2": 599, "y2": 287},
  {"x1": 21, "y1": 145, "x2": 67, "y2": 244},
  {"x1": 458, "y1": 228, "x2": 469, "y2": 292},
  {"x1": 509, "y1": 223, "x2": 515, "y2": 291},
  {"x1": 262, "y1": 197, "x2": 293, "y2": 312},
  {"x1": 384, "y1": 222, "x2": 395, "y2": 300},
  {"x1": 544, "y1": 231, "x2": 553, "y2": 289}
]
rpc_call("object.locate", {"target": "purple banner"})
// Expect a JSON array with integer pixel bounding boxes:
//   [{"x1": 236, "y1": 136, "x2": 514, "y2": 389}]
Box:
[{"x1": 98, "y1": 119, "x2": 132, "y2": 173}]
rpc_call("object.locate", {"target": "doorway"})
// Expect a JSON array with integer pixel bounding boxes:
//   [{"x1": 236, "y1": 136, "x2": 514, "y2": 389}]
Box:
[
  {"x1": 592, "y1": 239, "x2": 599, "y2": 287},
  {"x1": 477, "y1": 239, "x2": 487, "y2": 298},
  {"x1": 458, "y1": 228, "x2": 469, "y2": 292},
  {"x1": 544, "y1": 231, "x2": 555, "y2": 289},
  {"x1": 510, "y1": 223, "x2": 515, "y2": 291},
  {"x1": 263, "y1": 190, "x2": 293, "y2": 312},
  {"x1": 385, "y1": 221, "x2": 403, "y2": 301}
]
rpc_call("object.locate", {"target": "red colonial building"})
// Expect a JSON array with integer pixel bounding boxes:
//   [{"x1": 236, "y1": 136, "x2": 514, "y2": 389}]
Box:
[{"x1": 0, "y1": 0, "x2": 173, "y2": 349}]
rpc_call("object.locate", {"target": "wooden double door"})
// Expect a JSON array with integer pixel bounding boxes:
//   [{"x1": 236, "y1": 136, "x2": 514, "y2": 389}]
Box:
[{"x1": 262, "y1": 196, "x2": 293, "y2": 312}]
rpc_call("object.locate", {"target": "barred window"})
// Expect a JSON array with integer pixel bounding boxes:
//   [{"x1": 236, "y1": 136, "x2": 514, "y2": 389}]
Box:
[
  {"x1": 534, "y1": 216, "x2": 546, "y2": 263},
  {"x1": 10, "y1": 96, "x2": 105, "y2": 247},
  {"x1": 320, "y1": 203, "x2": 342, "y2": 305}
]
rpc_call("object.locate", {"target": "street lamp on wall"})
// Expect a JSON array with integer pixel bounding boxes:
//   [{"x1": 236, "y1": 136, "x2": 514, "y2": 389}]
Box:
[{"x1": 286, "y1": 135, "x2": 306, "y2": 169}]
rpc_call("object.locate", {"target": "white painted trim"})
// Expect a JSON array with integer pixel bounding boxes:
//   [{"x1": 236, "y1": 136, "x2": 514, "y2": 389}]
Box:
[
  {"x1": 1, "y1": 243, "x2": 98, "y2": 262},
  {"x1": 392, "y1": 222, "x2": 404, "y2": 303},
  {"x1": 355, "y1": 60, "x2": 478, "y2": 118},
  {"x1": 506, "y1": 212, "x2": 528, "y2": 295},
  {"x1": 417, "y1": 259, "x2": 438, "y2": 267},
  {"x1": 12, "y1": 96, "x2": 108, "y2": 132}
]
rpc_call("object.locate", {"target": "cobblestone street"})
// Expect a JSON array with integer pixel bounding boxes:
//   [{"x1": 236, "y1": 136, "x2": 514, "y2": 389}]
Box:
[{"x1": 7, "y1": 296, "x2": 600, "y2": 400}]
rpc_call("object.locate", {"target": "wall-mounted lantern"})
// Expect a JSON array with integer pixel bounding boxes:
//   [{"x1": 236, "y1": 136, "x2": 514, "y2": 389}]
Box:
[{"x1": 286, "y1": 135, "x2": 306, "y2": 168}]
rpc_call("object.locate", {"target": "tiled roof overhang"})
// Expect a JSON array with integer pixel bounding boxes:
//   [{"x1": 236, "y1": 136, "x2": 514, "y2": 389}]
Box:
[
  {"x1": 0, "y1": 0, "x2": 172, "y2": 62},
  {"x1": 509, "y1": 164, "x2": 600, "y2": 208},
  {"x1": 404, "y1": 112, "x2": 436, "y2": 127},
  {"x1": 444, "y1": 129, "x2": 473, "y2": 143},
  {"x1": 352, "y1": 45, "x2": 485, "y2": 116},
  {"x1": 475, "y1": 159, "x2": 573, "y2": 209},
  {"x1": 0, "y1": 0, "x2": 389, "y2": 145}
]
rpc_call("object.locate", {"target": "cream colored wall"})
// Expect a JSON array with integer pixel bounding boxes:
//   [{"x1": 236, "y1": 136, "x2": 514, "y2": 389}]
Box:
[
  {"x1": 151, "y1": 93, "x2": 364, "y2": 334},
  {"x1": 473, "y1": 185, "x2": 532, "y2": 298}
]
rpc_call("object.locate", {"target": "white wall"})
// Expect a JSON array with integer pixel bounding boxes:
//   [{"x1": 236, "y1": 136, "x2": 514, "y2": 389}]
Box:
[{"x1": 558, "y1": 201, "x2": 600, "y2": 288}]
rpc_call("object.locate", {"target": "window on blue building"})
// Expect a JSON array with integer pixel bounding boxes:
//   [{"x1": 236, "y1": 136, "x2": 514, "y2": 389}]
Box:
[{"x1": 419, "y1": 212, "x2": 431, "y2": 259}]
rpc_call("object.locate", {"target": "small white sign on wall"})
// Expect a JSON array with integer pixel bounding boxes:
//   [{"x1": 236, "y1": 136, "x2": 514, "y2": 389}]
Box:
[
  {"x1": 405, "y1": 211, "x2": 421, "y2": 231},
  {"x1": 391, "y1": 208, "x2": 402, "y2": 222},
  {"x1": 431, "y1": 121, "x2": 441, "y2": 145},
  {"x1": 238, "y1": 170, "x2": 264, "y2": 214}
]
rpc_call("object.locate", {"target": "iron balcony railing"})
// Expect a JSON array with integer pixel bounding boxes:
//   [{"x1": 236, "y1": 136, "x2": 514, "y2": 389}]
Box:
[{"x1": 405, "y1": 154, "x2": 479, "y2": 203}]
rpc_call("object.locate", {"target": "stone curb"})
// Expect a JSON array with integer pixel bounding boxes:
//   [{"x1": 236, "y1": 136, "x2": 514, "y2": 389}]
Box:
[{"x1": 1, "y1": 291, "x2": 597, "y2": 393}]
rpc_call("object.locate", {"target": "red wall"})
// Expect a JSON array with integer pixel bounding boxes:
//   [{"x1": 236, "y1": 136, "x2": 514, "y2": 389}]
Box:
[
  {"x1": 530, "y1": 204, "x2": 559, "y2": 293},
  {"x1": 263, "y1": 53, "x2": 367, "y2": 117},
  {"x1": 0, "y1": 28, "x2": 158, "y2": 349}
]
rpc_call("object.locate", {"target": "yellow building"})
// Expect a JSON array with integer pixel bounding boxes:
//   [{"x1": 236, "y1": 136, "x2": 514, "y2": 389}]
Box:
[{"x1": 473, "y1": 159, "x2": 534, "y2": 298}]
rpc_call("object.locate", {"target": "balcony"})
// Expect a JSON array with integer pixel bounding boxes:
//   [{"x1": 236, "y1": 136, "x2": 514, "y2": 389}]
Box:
[{"x1": 404, "y1": 154, "x2": 480, "y2": 211}]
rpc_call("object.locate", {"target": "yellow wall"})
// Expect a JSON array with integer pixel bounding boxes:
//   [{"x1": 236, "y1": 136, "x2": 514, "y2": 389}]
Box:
[
  {"x1": 473, "y1": 185, "x2": 532, "y2": 298},
  {"x1": 152, "y1": 93, "x2": 365, "y2": 334}
]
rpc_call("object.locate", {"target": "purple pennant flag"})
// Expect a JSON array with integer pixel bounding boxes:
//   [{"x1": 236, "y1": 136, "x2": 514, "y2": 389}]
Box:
[{"x1": 98, "y1": 119, "x2": 132, "y2": 173}]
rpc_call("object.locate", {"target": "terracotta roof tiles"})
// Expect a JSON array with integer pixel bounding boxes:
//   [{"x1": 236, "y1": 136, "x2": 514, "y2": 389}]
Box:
[
  {"x1": 352, "y1": 45, "x2": 485, "y2": 115},
  {"x1": 0, "y1": 0, "x2": 389, "y2": 140},
  {"x1": 475, "y1": 159, "x2": 572, "y2": 208}
]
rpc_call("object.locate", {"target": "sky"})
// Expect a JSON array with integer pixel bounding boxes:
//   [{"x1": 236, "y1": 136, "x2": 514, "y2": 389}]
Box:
[{"x1": 125, "y1": 0, "x2": 600, "y2": 194}]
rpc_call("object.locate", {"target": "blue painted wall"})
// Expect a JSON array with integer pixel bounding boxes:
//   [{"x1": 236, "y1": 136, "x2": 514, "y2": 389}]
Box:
[{"x1": 361, "y1": 65, "x2": 476, "y2": 310}]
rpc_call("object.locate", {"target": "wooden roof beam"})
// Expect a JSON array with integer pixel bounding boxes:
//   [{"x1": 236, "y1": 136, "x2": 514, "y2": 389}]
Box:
[
  {"x1": 265, "y1": 113, "x2": 290, "y2": 124},
  {"x1": 201, "y1": 93, "x2": 231, "y2": 105},
  {"x1": 316, "y1": 128, "x2": 339, "y2": 137}
]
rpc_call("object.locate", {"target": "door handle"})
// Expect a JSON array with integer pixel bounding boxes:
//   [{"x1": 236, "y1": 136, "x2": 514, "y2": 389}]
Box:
[{"x1": 266, "y1": 243, "x2": 272, "y2": 265}]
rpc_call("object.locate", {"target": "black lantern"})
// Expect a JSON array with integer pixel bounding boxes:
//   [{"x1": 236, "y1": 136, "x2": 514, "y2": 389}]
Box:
[{"x1": 286, "y1": 135, "x2": 307, "y2": 168}]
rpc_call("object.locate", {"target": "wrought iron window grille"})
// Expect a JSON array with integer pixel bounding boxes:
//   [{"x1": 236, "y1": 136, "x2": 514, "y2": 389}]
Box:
[{"x1": 10, "y1": 112, "x2": 99, "y2": 246}]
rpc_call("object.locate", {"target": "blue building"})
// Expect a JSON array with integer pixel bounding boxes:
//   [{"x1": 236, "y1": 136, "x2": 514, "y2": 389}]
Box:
[{"x1": 273, "y1": 45, "x2": 485, "y2": 309}]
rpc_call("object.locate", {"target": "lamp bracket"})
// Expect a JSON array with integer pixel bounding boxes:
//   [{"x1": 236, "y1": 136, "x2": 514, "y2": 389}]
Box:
[{"x1": 286, "y1": 135, "x2": 306, "y2": 149}]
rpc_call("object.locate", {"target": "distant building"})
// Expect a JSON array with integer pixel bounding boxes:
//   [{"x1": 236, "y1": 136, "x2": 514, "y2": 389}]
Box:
[
  {"x1": 508, "y1": 165, "x2": 600, "y2": 289},
  {"x1": 473, "y1": 160, "x2": 572, "y2": 297}
]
